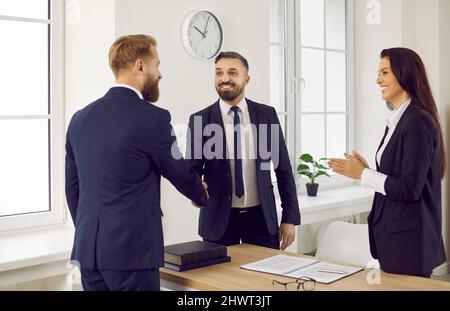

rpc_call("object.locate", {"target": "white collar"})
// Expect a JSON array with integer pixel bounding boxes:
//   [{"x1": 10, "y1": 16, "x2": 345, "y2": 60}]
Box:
[
  {"x1": 219, "y1": 97, "x2": 248, "y2": 115},
  {"x1": 112, "y1": 84, "x2": 144, "y2": 100},
  {"x1": 386, "y1": 98, "x2": 411, "y2": 129}
]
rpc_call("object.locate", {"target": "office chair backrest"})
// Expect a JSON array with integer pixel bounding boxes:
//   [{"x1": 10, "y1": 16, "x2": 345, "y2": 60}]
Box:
[{"x1": 316, "y1": 221, "x2": 379, "y2": 268}]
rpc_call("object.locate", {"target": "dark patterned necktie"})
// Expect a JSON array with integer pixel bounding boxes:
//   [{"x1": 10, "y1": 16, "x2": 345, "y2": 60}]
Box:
[{"x1": 230, "y1": 106, "x2": 244, "y2": 198}]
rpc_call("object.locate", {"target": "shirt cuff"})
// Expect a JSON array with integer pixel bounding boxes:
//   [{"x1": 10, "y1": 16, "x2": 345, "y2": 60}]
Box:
[{"x1": 361, "y1": 168, "x2": 387, "y2": 195}]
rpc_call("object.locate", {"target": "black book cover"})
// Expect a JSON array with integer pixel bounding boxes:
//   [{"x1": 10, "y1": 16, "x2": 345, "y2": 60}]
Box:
[
  {"x1": 164, "y1": 256, "x2": 231, "y2": 272},
  {"x1": 164, "y1": 240, "x2": 227, "y2": 265}
]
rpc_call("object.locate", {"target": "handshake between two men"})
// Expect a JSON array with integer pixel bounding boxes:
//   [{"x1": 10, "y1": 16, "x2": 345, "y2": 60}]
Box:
[
  {"x1": 192, "y1": 181, "x2": 210, "y2": 208},
  {"x1": 65, "y1": 35, "x2": 301, "y2": 292}
]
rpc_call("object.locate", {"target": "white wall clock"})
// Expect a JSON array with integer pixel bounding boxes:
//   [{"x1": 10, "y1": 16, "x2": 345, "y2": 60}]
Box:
[{"x1": 182, "y1": 10, "x2": 223, "y2": 60}]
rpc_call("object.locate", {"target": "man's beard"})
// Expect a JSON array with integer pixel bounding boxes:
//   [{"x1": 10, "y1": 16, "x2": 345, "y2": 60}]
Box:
[
  {"x1": 142, "y1": 75, "x2": 160, "y2": 102},
  {"x1": 216, "y1": 82, "x2": 244, "y2": 102}
]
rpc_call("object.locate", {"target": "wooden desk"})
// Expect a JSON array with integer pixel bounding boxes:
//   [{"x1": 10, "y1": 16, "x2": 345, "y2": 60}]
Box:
[{"x1": 160, "y1": 244, "x2": 450, "y2": 291}]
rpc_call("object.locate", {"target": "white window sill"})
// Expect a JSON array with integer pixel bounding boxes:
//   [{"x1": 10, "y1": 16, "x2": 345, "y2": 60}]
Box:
[
  {"x1": 277, "y1": 185, "x2": 374, "y2": 225},
  {"x1": 0, "y1": 224, "x2": 74, "y2": 287}
]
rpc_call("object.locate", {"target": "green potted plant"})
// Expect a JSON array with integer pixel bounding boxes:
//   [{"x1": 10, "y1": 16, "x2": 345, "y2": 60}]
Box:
[{"x1": 297, "y1": 153, "x2": 331, "y2": 197}]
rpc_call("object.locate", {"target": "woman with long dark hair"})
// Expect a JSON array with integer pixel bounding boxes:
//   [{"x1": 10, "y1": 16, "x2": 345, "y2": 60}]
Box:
[{"x1": 329, "y1": 47, "x2": 446, "y2": 277}]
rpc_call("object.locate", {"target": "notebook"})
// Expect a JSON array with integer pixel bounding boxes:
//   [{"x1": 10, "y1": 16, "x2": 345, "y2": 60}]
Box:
[
  {"x1": 164, "y1": 240, "x2": 227, "y2": 265},
  {"x1": 164, "y1": 256, "x2": 231, "y2": 272},
  {"x1": 240, "y1": 254, "x2": 364, "y2": 284}
]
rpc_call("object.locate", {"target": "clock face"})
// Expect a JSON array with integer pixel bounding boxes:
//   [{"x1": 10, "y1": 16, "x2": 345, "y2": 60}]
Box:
[{"x1": 182, "y1": 11, "x2": 223, "y2": 60}]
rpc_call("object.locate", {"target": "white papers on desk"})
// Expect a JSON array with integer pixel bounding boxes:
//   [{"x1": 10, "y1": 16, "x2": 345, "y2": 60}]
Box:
[
  {"x1": 240, "y1": 254, "x2": 363, "y2": 284},
  {"x1": 285, "y1": 261, "x2": 363, "y2": 283},
  {"x1": 240, "y1": 254, "x2": 319, "y2": 275}
]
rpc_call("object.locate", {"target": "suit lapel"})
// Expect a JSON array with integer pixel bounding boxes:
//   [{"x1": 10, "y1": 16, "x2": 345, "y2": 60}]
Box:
[
  {"x1": 246, "y1": 99, "x2": 265, "y2": 195},
  {"x1": 246, "y1": 99, "x2": 261, "y2": 164},
  {"x1": 210, "y1": 100, "x2": 231, "y2": 172},
  {"x1": 373, "y1": 102, "x2": 416, "y2": 225},
  {"x1": 375, "y1": 139, "x2": 383, "y2": 171},
  {"x1": 378, "y1": 103, "x2": 415, "y2": 173},
  {"x1": 375, "y1": 130, "x2": 387, "y2": 155}
]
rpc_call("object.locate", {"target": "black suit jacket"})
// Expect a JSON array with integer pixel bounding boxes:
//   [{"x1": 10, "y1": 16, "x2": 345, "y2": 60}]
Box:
[
  {"x1": 187, "y1": 99, "x2": 300, "y2": 240},
  {"x1": 65, "y1": 87, "x2": 206, "y2": 270},
  {"x1": 367, "y1": 102, "x2": 446, "y2": 275}
]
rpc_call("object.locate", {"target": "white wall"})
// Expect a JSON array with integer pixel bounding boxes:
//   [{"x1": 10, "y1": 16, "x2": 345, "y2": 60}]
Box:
[
  {"x1": 65, "y1": 0, "x2": 116, "y2": 121},
  {"x1": 354, "y1": 0, "x2": 403, "y2": 167},
  {"x1": 114, "y1": 0, "x2": 270, "y2": 245}
]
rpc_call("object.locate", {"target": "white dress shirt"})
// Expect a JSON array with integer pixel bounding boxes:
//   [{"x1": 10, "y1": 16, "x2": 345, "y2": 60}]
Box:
[
  {"x1": 112, "y1": 84, "x2": 144, "y2": 100},
  {"x1": 219, "y1": 99, "x2": 260, "y2": 208},
  {"x1": 361, "y1": 99, "x2": 411, "y2": 195}
]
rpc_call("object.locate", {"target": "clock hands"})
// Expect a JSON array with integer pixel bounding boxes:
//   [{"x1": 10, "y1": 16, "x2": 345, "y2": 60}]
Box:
[
  {"x1": 203, "y1": 16, "x2": 210, "y2": 36},
  {"x1": 191, "y1": 14, "x2": 216, "y2": 54},
  {"x1": 194, "y1": 26, "x2": 206, "y2": 39},
  {"x1": 194, "y1": 16, "x2": 211, "y2": 40}
]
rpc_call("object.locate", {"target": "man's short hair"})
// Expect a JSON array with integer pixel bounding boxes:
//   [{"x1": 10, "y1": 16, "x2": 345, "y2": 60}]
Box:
[
  {"x1": 108, "y1": 34, "x2": 157, "y2": 76},
  {"x1": 215, "y1": 51, "x2": 249, "y2": 72}
]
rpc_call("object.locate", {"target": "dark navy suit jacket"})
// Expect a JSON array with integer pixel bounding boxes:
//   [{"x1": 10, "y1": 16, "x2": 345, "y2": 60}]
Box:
[
  {"x1": 65, "y1": 87, "x2": 206, "y2": 270},
  {"x1": 187, "y1": 99, "x2": 300, "y2": 241},
  {"x1": 367, "y1": 102, "x2": 446, "y2": 275}
]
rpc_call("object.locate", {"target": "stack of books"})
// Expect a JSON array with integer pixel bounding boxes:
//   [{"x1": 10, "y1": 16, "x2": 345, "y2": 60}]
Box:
[{"x1": 164, "y1": 240, "x2": 231, "y2": 272}]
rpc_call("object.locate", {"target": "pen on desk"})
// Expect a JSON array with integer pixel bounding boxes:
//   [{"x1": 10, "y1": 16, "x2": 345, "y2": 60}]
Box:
[{"x1": 317, "y1": 269, "x2": 346, "y2": 274}]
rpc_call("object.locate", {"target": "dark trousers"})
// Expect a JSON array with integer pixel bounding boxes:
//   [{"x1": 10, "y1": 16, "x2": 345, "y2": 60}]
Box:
[
  {"x1": 205, "y1": 206, "x2": 280, "y2": 250},
  {"x1": 80, "y1": 268, "x2": 160, "y2": 291}
]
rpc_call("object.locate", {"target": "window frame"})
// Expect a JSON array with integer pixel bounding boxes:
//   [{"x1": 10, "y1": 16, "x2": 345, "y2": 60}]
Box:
[
  {"x1": 269, "y1": 0, "x2": 296, "y2": 186},
  {"x1": 271, "y1": 0, "x2": 355, "y2": 192},
  {"x1": 0, "y1": 0, "x2": 66, "y2": 232}
]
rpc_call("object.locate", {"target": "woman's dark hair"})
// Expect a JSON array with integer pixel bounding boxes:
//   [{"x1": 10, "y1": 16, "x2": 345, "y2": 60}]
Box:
[{"x1": 380, "y1": 47, "x2": 446, "y2": 178}]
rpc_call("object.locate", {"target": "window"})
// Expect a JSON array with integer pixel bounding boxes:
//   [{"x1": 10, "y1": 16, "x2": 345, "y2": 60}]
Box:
[
  {"x1": 269, "y1": 0, "x2": 288, "y2": 133},
  {"x1": 270, "y1": 0, "x2": 354, "y2": 190},
  {"x1": 0, "y1": 0, "x2": 65, "y2": 231}
]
